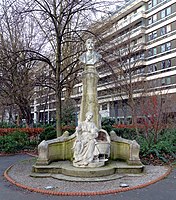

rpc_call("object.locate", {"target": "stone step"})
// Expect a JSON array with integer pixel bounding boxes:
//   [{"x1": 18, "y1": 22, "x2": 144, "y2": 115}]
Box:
[{"x1": 32, "y1": 160, "x2": 144, "y2": 179}]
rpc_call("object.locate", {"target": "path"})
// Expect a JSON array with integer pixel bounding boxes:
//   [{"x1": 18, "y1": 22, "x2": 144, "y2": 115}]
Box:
[{"x1": 0, "y1": 155, "x2": 175, "y2": 200}]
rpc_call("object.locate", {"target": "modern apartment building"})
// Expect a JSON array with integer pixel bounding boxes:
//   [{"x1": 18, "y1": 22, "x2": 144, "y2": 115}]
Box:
[{"x1": 31, "y1": 0, "x2": 176, "y2": 124}]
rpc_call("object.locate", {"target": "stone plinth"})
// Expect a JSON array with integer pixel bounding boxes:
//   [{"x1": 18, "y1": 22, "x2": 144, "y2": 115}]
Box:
[
  {"x1": 32, "y1": 160, "x2": 144, "y2": 178},
  {"x1": 79, "y1": 65, "x2": 100, "y2": 128}
]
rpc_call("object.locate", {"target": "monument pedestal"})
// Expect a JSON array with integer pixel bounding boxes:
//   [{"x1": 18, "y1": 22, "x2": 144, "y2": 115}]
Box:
[
  {"x1": 79, "y1": 64, "x2": 100, "y2": 128},
  {"x1": 32, "y1": 160, "x2": 144, "y2": 179}
]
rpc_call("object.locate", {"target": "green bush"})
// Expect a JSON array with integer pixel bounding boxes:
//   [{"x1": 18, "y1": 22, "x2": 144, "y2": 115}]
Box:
[
  {"x1": 39, "y1": 126, "x2": 57, "y2": 142},
  {"x1": 0, "y1": 122, "x2": 17, "y2": 128},
  {"x1": 101, "y1": 118, "x2": 137, "y2": 139},
  {"x1": 0, "y1": 131, "x2": 30, "y2": 153},
  {"x1": 136, "y1": 129, "x2": 176, "y2": 163},
  {"x1": 114, "y1": 128, "x2": 137, "y2": 140},
  {"x1": 101, "y1": 117, "x2": 115, "y2": 133}
]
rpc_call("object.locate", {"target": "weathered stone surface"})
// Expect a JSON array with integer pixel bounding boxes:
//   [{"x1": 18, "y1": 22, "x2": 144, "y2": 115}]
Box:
[
  {"x1": 110, "y1": 131, "x2": 142, "y2": 165},
  {"x1": 79, "y1": 66, "x2": 100, "y2": 128},
  {"x1": 72, "y1": 112, "x2": 111, "y2": 168},
  {"x1": 36, "y1": 134, "x2": 75, "y2": 165},
  {"x1": 32, "y1": 160, "x2": 144, "y2": 178}
]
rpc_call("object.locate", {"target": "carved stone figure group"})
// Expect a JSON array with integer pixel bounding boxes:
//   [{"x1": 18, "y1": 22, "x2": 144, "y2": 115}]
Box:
[{"x1": 72, "y1": 112, "x2": 99, "y2": 166}]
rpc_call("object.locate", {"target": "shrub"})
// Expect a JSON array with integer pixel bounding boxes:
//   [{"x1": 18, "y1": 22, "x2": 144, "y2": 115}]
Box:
[
  {"x1": 101, "y1": 117, "x2": 115, "y2": 133},
  {"x1": 0, "y1": 122, "x2": 17, "y2": 128},
  {"x1": 136, "y1": 129, "x2": 176, "y2": 164},
  {"x1": 0, "y1": 131, "x2": 30, "y2": 153},
  {"x1": 39, "y1": 126, "x2": 57, "y2": 142},
  {"x1": 0, "y1": 128, "x2": 44, "y2": 137},
  {"x1": 62, "y1": 126, "x2": 75, "y2": 135}
]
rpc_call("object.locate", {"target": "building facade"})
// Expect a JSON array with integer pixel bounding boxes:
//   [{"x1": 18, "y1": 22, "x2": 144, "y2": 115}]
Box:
[{"x1": 31, "y1": 0, "x2": 176, "y2": 125}]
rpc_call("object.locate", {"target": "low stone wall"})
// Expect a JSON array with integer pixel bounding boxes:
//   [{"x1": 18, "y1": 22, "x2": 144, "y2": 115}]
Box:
[
  {"x1": 110, "y1": 131, "x2": 142, "y2": 165},
  {"x1": 35, "y1": 130, "x2": 142, "y2": 166},
  {"x1": 36, "y1": 133, "x2": 75, "y2": 165}
]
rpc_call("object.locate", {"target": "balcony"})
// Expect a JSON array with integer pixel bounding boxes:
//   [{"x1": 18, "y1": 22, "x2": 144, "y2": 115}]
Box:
[
  {"x1": 100, "y1": 26, "x2": 146, "y2": 52},
  {"x1": 102, "y1": 11, "x2": 146, "y2": 39}
]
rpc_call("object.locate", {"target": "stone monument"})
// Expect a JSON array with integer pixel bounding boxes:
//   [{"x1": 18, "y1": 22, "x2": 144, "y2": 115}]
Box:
[
  {"x1": 32, "y1": 38, "x2": 143, "y2": 177},
  {"x1": 73, "y1": 39, "x2": 110, "y2": 167},
  {"x1": 79, "y1": 38, "x2": 102, "y2": 128}
]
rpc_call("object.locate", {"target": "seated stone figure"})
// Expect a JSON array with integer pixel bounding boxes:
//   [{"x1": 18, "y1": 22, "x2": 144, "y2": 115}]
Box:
[{"x1": 72, "y1": 111, "x2": 99, "y2": 167}]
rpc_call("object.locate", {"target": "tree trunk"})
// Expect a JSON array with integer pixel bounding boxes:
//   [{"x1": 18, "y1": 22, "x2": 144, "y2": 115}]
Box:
[
  {"x1": 19, "y1": 104, "x2": 33, "y2": 127},
  {"x1": 56, "y1": 89, "x2": 62, "y2": 137}
]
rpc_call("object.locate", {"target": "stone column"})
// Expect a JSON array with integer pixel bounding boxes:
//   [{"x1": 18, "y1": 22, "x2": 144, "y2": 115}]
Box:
[{"x1": 79, "y1": 64, "x2": 100, "y2": 128}]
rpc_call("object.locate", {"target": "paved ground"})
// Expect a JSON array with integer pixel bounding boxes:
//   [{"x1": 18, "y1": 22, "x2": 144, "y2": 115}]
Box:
[{"x1": 0, "y1": 154, "x2": 175, "y2": 200}]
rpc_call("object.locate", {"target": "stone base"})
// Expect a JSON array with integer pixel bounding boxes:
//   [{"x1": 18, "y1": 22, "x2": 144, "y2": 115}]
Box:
[
  {"x1": 73, "y1": 160, "x2": 105, "y2": 168},
  {"x1": 32, "y1": 160, "x2": 144, "y2": 179}
]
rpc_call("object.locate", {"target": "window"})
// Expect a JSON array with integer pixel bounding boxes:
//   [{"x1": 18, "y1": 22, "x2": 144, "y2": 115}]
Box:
[
  {"x1": 148, "y1": 14, "x2": 158, "y2": 25},
  {"x1": 160, "y1": 24, "x2": 171, "y2": 36},
  {"x1": 161, "y1": 78, "x2": 166, "y2": 85},
  {"x1": 161, "y1": 27, "x2": 166, "y2": 35},
  {"x1": 148, "y1": 49, "x2": 153, "y2": 56},
  {"x1": 148, "y1": 48, "x2": 157, "y2": 56},
  {"x1": 161, "y1": 10, "x2": 165, "y2": 18},
  {"x1": 166, "y1": 77, "x2": 171, "y2": 85},
  {"x1": 153, "y1": 79, "x2": 159, "y2": 87},
  {"x1": 166, "y1": 42, "x2": 171, "y2": 50},
  {"x1": 166, "y1": 7, "x2": 171, "y2": 15},
  {"x1": 167, "y1": 59, "x2": 171, "y2": 67},
  {"x1": 153, "y1": 47, "x2": 157, "y2": 55},
  {"x1": 161, "y1": 60, "x2": 166, "y2": 69},
  {"x1": 148, "y1": 31, "x2": 158, "y2": 41},
  {"x1": 153, "y1": 0, "x2": 157, "y2": 6},
  {"x1": 153, "y1": 14, "x2": 157, "y2": 22},
  {"x1": 148, "y1": 0, "x2": 152, "y2": 9},
  {"x1": 148, "y1": 17, "x2": 152, "y2": 25},
  {"x1": 161, "y1": 44, "x2": 166, "y2": 52},
  {"x1": 148, "y1": 33, "x2": 153, "y2": 41},
  {"x1": 148, "y1": 0, "x2": 158, "y2": 9},
  {"x1": 171, "y1": 75, "x2": 176, "y2": 84},
  {"x1": 161, "y1": 59, "x2": 172, "y2": 69},
  {"x1": 166, "y1": 24, "x2": 171, "y2": 32},
  {"x1": 161, "y1": 6, "x2": 171, "y2": 19},
  {"x1": 136, "y1": 67, "x2": 145, "y2": 74},
  {"x1": 153, "y1": 31, "x2": 157, "y2": 39},
  {"x1": 148, "y1": 64, "x2": 157, "y2": 72},
  {"x1": 102, "y1": 104, "x2": 108, "y2": 110}
]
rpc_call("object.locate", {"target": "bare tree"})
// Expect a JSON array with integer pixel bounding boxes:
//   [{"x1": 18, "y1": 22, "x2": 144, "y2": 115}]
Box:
[
  {"x1": 15, "y1": 0, "x2": 120, "y2": 136},
  {"x1": 97, "y1": 23, "x2": 146, "y2": 134},
  {"x1": 0, "y1": 1, "x2": 38, "y2": 126}
]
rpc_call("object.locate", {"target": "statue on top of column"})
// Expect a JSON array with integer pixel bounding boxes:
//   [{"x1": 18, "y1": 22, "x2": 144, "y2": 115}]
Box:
[{"x1": 79, "y1": 38, "x2": 102, "y2": 65}]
